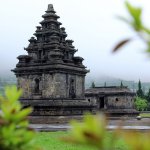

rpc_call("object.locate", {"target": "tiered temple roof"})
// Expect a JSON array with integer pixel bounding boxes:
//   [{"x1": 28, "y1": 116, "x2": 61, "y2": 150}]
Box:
[{"x1": 15, "y1": 4, "x2": 86, "y2": 72}]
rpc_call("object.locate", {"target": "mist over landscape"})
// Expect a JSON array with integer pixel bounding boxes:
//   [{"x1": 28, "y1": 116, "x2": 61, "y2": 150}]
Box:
[
  {"x1": 1, "y1": 1, "x2": 150, "y2": 150},
  {"x1": 1, "y1": 0, "x2": 150, "y2": 95},
  {"x1": 1, "y1": 72, "x2": 150, "y2": 96},
  {"x1": 1, "y1": 0, "x2": 150, "y2": 83}
]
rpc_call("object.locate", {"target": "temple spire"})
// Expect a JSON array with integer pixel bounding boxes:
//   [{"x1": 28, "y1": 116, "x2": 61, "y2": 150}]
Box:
[{"x1": 46, "y1": 4, "x2": 55, "y2": 13}]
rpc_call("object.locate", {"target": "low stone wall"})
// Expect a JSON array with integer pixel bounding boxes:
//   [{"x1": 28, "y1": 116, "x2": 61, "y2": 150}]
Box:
[
  {"x1": 29, "y1": 115, "x2": 84, "y2": 124},
  {"x1": 105, "y1": 109, "x2": 139, "y2": 117}
]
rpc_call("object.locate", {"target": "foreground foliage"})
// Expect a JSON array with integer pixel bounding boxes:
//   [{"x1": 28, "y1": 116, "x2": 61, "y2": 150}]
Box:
[
  {"x1": 113, "y1": 1, "x2": 150, "y2": 53},
  {"x1": 0, "y1": 86, "x2": 150, "y2": 150},
  {"x1": 35, "y1": 132, "x2": 127, "y2": 150},
  {"x1": 0, "y1": 86, "x2": 37, "y2": 150},
  {"x1": 63, "y1": 114, "x2": 150, "y2": 150}
]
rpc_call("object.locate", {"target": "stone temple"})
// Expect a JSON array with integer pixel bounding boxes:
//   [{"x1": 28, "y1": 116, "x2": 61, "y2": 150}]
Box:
[
  {"x1": 85, "y1": 86, "x2": 139, "y2": 117},
  {"x1": 13, "y1": 4, "x2": 139, "y2": 123},
  {"x1": 12, "y1": 4, "x2": 95, "y2": 123}
]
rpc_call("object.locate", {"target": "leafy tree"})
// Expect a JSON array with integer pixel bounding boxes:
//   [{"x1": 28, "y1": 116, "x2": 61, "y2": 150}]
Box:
[
  {"x1": 145, "y1": 88, "x2": 150, "y2": 102},
  {"x1": 137, "y1": 80, "x2": 144, "y2": 98},
  {"x1": 91, "y1": 82, "x2": 95, "y2": 88},
  {"x1": 135, "y1": 97, "x2": 148, "y2": 111},
  {"x1": 0, "y1": 86, "x2": 38, "y2": 150},
  {"x1": 145, "y1": 89, "x2": 150, "y2": 110}
]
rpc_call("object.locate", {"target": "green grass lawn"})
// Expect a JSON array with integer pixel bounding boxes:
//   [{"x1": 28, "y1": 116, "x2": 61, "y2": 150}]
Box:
[
  {"x1": 140, "y1": 113, "x2": 150, "y2": 117},
  {"x1": 34, "y1": 131, "x2": 128, "y2": 150}
]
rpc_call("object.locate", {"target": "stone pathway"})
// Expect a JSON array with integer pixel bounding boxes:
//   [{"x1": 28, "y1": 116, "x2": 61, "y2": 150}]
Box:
[
  {"x1": 30, "y1": 124, "x2": 70, "y2": 131},
  {"x1": 30, "y1": 118, "x2": 150, "y2": 132}
]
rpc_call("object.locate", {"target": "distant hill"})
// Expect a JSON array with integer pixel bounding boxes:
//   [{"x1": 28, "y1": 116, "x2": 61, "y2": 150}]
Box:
[
  {"x1": 85, "y1": 75, "x2": 150, "y2": 93},
  {"x1": 0, "y1": 74, "x2": 150, "y2": 95},
  {"x1": 0, "y1": 75, "x2": 17, "y2": 95}
]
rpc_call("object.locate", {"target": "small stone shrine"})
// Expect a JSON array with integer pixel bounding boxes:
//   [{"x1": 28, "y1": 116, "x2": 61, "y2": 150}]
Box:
[
  {"x1": 13, "y1": 4, "x2": 95, "y2": 123},
  {"x1": 85, "y1": 86, "x2": 139, "y2": 117}
]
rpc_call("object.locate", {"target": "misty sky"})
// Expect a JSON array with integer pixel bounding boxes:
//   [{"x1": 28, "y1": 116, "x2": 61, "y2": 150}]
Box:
[{"x1": 0, "y1": 0, "x2": 150, "y2": 82}]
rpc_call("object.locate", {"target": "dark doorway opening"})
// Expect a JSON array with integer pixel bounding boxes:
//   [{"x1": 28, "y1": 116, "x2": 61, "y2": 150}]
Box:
[
  {"x1": 99, "y1": 97, "x2": 104, "y2": 109},
  {"x1": 38, "y1": 50, "x2": 42, "y2": 60},
  {"x1": 35, "y1": 78, "x2": 40, "y2": 93}
]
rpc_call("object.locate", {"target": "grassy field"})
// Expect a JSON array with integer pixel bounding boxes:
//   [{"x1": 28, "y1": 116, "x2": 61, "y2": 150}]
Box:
[
  {"x1": 34, "y1": 132, "x2": 128, "y2": 150},
  {"x1": 140, "y1": 113, "x2": 150, "y2": 117}
]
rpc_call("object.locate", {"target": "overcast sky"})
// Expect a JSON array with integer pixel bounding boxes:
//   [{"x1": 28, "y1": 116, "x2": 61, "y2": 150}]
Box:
[{"x1": 0, "y1": 0, "x2": 150, "y2": 82}]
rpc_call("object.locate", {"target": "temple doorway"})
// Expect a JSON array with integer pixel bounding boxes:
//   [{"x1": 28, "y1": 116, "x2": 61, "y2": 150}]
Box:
[
  {"x1": 34, "y1": 78, "x2": 40, "y2": 93},
  {"x1": 99, "y1": 97, "x2": 104, "y2": 109}
]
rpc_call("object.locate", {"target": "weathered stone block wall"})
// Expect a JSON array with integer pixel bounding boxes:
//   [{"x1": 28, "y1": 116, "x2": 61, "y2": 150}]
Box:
[
  {"x1": 106, "y1": 95, "x2": 134, "y2": 109},
  {"x1": 18, "y1": 72, "x2": 85, "y2": 99},
  {"x1": 29, "y1": 53, "x2": 37, "y2": 60},
  {"x1": 18, "y1": 75, "x2": 43, "y2": 98},
  {"x1": 85, "y1": 96, "x2": 97, "y2": 105},
  {"x1": 42, "y1": 73, "x2": 67, "y2": 98},
  {"x1": 75, "y1": 75, "x2": 84, "y2": 98},
  {"x1": 18, "y1": 76, "x2": 33, "y2": 98},
  {"x1": 42, "y1": 74, "x2": 55, "y2": 98}
]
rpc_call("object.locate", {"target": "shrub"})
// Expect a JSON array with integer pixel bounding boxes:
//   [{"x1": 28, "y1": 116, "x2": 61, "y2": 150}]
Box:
[
  {"x1": 63, "y1": 113, "x2": 150, "y2": 150},
  {"x1": 135, "y1": 97, "x2": 148, "y2": 111},
  {"x1": 0, "y1": 86, "x2": 37, "y2": 150}
]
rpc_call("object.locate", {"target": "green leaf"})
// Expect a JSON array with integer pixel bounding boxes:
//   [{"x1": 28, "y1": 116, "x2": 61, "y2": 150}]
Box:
[
  {"x1": 0, "y1": 86, "x2": 37, "y2": 150},
  {"x1": 125, "y1": 1, "x2": 142, "y2": 31},
  {"x1": 15, "y1": 108, "x2": 32, "y2": 122},
  {"x1": 143, "y1": 27, "x2": 150, "y2": 35},
  {"x1": 5, "y1": 86, "x2": 22, "y2": 103}
]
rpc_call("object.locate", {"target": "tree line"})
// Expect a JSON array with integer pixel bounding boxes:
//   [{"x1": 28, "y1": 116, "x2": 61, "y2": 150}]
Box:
[{"x1": 135, "y1": 80, "x2": 150, "y2": 111}]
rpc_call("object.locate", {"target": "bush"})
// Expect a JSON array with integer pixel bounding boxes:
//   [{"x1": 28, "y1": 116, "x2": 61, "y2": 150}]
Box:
[
  {"x1": 63, "y1": 113, "x2": 150, "y2": 150},
  {"x1": 0, "y1": 86, "x2": 37, "y2": 150},
  {"x1": 135, "y1": 97, "x2": 148, "y2": 111}
]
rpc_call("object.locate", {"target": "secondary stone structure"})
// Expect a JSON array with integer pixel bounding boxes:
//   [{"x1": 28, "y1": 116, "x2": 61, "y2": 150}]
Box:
[
  {"x1": 13, "y1": 4, "x2": 95, "y2": 123},
  {"x1": 85, "y1": 86, "x2": 139, "y2": 117}
]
